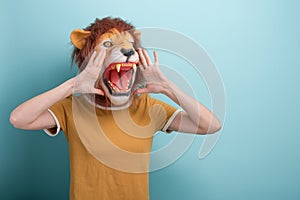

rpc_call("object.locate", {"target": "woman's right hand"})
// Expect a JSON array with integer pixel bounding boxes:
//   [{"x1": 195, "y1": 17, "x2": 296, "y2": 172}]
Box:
[
  {"x1": 73, "y1": 48, "x2": 106, "y2": 95},
  {"x1": 10, "y1": 48, "x2": 106, "y2": 130}
]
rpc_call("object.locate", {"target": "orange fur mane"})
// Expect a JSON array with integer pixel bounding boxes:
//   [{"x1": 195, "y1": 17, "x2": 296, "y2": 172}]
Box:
[{"x1": 72, "y1": 17, "x2": 140, "y2": 67}]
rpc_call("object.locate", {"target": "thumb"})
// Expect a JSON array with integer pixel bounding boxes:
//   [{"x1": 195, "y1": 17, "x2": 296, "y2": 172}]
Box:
[
  {"x1": 93, "y1": 88, "x2": 104, "y2": 96},
  {"x1": 134, "y1": 88, "x2": 148, "y2": 95}
]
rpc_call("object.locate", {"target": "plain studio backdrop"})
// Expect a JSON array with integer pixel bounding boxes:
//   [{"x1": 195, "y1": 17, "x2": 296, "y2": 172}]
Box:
[{"x1": 1, "y1": 0, "x2": 300, "y2": 199}]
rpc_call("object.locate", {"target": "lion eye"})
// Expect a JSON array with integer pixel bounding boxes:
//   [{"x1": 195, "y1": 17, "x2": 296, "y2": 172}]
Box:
[{"x1": 102, "y1": 40, "x2": 113, "y2": 48}]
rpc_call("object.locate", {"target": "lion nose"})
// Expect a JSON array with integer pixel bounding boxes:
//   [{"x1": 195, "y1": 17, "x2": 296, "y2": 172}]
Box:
[{"x1": 121, "y1": 48, "x2": 135, "y2": 57}]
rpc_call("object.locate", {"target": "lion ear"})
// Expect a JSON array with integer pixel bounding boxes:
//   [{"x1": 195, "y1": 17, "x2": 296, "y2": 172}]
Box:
[
  {"x1": 133, "y1": 30, "x2": 141, "y2": 41},
  {"x1": 70, "y1": 29, "x2": 91, "y2": 49}
]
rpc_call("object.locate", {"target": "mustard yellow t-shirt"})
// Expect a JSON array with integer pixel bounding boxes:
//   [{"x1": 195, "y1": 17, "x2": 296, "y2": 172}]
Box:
[{"x1": 45, "y1": 94, "x2": 179, "y2": 200}]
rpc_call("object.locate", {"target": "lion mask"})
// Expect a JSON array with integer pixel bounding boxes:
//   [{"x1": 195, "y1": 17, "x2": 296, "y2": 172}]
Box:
[{"x1": 70, "y1": 17, "x2": 141, "y2": 107}]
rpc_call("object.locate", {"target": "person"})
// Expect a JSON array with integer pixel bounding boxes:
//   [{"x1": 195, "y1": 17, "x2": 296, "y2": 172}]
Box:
[{"x1": 10, "y1": 17, "x2": 221, "y2": 200}]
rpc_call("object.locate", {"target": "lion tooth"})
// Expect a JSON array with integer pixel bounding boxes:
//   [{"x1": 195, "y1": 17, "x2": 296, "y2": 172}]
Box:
[
  {"x1": 116, "y1": 64, "x2": 121, "y2": 72},
  {"x1": 133, "y1": 64, "x2": 136, "y2": 70}
]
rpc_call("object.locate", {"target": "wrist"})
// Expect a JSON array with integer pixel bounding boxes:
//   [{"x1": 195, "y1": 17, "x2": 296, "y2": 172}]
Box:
[
  {"x1": 162, "y1": 80, "x2": 181, "y2": 104},
  {"x1": 160, "y1": 79, "x2": 174, "y2": 96},
  {"x1": 58, "y1": 77, "x2": 75, "y2": 98}
]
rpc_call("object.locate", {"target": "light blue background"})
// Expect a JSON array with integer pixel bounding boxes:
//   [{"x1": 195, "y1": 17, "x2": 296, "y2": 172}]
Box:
[{"x1": 1, "y1": 0, "x2": 300, "y2": 199}]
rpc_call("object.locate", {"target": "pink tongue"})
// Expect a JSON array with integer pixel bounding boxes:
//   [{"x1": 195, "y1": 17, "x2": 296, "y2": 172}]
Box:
[{"x1": 110, "y1": 70, "x2": 130, "y2": 90}]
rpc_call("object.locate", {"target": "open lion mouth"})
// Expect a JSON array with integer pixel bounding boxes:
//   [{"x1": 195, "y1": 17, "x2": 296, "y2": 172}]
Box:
[{"x1": 103, "y1": 62, "x2": 137, "y2": 95}]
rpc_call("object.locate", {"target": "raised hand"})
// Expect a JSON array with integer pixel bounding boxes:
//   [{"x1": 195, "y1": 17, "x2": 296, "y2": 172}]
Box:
[
  {"x1": 135, "y1": 49, "x2": 169, "y2": 95},
  {"x1": 73, "y1": 48, "x2": 106, "y2": 95},
  {"x1": 9, "y1": 49, "x2": 106, "y2": 130}
]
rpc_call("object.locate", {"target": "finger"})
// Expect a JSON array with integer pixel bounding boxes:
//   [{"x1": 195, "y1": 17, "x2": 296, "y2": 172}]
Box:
[
  {"x1": 94, "y1": 48, "x2": 106, "y2": 68},
  {"x1": 134, "y1": 88, "x2": 148, "y2": 95},
  {"x1": 93, "y1": 88, "x2": 104, "y2": 96},
  {"x1": 90, "y1": 51, "x2": 97, "y2": 63},
  {"x1": 142, "y1": 49, "x2": 152, "y2": 65},
  {"x1": 153, "y1": 50, "x2": 159, "y2": 65},
  {"x1": 84, "y1": 51, "x2": 97, "y2": 70},
  {"x1": 137, "y1": 61, "x2": 146, "y2": 71},
  {"x1": 138, "y1": 48, "x2": 147, "y2": 68}
]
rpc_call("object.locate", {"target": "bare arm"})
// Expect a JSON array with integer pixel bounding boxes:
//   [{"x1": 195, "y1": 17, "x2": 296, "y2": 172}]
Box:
[
  {"x1": 10, "y1": 78, "x2": 75, "y2": 130},
  {"x1": 162, "y1": 81, "x2": 221, "y2": 134},
  {"x1": 10, "y1": 49, "x2": 105, "y2": 130},
  {"x1": 136, "y1": 49, "x2": 222, "y2": 134}
]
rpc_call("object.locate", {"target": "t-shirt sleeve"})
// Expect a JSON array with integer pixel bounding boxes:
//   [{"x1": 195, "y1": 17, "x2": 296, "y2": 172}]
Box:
[
  {"x1": 43, "y1": 96, "x2": 72, "y2": 138},
  {"x1": 148, "y1": 96, "x2": 181, "y2": 133}
]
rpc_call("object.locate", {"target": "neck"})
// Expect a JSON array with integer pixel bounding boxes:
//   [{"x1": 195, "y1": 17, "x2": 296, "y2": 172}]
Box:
[{"x1": 83, "y1": 94, "x2": 133, "y2": 110}]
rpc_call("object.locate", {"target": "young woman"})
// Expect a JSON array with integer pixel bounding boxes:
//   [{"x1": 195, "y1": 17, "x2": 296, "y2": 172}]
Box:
[{"x1": 10, "y1": 17, "x2": 221, "y2": 200}]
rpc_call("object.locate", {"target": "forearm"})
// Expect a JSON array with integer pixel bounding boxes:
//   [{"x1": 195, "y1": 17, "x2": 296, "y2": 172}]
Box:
[
  {"x1": 10, "y1": 78, "x2": 75, "y2": 128},
  {"x1": 162, "y1": 80, "x2": 221, "y2": 133}
]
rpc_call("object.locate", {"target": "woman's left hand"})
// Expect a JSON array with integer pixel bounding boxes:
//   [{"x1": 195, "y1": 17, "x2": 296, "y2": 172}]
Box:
[{"x1": 135, "y1": 49, "x2": 169, "y2": 95}]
